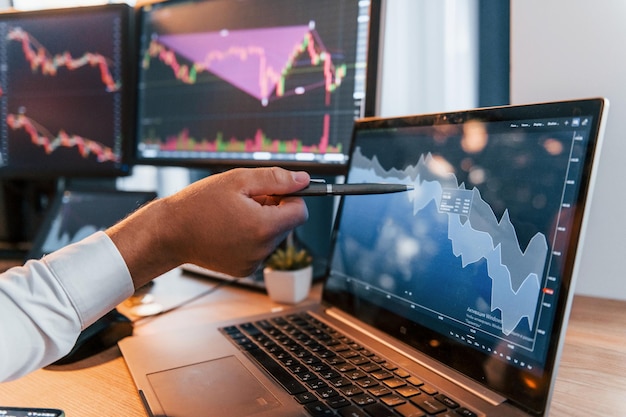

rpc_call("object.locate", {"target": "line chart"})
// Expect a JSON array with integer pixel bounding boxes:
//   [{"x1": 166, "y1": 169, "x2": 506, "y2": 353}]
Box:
[
  {"x1": 343, "y1": 147, "x2": 549, "y2": 341},
  {"x1": 7, "y1": 113, "x2": 120, "y2": 163},
  {"x1": 144, "y1": 24, "x2": 346, "y2": 106},
  {"x1": 7, "y1": 26, "x2": 121, "y2": 92}
]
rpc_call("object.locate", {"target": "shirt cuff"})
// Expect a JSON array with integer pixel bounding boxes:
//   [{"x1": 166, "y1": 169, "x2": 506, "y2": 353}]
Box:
[{"x1": 43, "y1": 231, "x2": 134, "y2": 329}]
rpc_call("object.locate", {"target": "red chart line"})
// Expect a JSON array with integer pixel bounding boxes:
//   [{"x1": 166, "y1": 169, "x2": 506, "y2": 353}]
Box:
[
  {"x1": 7, "y1": 113, "x2": 120, "y2": 163},
  {"x1": 145, "y1": 29, "x2": 345, "y2": 105},
  {"x1": 7, "y1": 27, "x2": 121, "y2": 92}
]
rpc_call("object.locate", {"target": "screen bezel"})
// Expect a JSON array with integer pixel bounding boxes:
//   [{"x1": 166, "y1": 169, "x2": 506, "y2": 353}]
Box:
[
  {"x1": 0, "y1": 4, "x2": 135, "y2": 179},
  {"x1": 131, "y1": 0, "x2": 382, "y2": 175},
  {"x1": 321, "y1": 98, "x2": 607, "y2": 415}
]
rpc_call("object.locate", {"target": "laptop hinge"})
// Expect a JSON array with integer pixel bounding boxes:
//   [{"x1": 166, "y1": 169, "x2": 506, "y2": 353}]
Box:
[{"x1": 323, "y1": 307, "x2": 506, "y2": 407}]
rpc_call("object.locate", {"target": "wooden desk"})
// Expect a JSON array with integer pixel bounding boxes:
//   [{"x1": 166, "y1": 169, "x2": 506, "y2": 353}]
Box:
[{"x1": 0, "y1": 270, "x2": 625, "y2": 417}]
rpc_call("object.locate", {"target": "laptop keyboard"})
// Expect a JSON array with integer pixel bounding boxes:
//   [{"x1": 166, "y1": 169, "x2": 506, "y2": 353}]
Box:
[{"x1": 221, "y1": 312, "x2": 478, "y2": 417}]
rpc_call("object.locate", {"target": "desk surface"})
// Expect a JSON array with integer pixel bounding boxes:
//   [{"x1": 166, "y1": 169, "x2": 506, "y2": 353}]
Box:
[{"x1": 0, "y1": 269, "x2": 625, "y2": 417}]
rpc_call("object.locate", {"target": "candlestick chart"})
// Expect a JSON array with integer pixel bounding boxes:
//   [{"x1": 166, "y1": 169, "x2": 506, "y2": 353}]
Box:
[
  {"x1": 135, "y1": 0, "x2": 373, "y2": 170},
  {"x1": 138, "y1": 24, "x2": 353, "y2": 161},
  {"x1": 143, "y1": 114, "x2": 338, "y2": 155},
  {"x1": 146, "y1": 25, "x2": 345, "y2": 106}
]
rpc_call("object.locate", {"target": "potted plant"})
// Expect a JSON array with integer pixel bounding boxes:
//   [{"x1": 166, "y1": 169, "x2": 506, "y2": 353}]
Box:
[{"x1": 263, "y1": 239, "x2": 313, "y2": 304}]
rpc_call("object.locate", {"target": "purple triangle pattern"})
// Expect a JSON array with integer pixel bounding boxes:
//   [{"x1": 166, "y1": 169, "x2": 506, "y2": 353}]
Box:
[{"x1": 159, "y1": 25, "x2": 311, "y2": 102}]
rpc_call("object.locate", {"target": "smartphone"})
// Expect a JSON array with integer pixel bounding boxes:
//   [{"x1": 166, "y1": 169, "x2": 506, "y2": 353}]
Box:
[{"x1": 0, "y1": 407, "x2": 65, "y2": 417}]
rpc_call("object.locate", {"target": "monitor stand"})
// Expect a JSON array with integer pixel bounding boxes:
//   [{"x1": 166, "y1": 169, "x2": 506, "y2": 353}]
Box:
[{"x1": 0, "y1": 178, "x2": 56, "y2": 259}]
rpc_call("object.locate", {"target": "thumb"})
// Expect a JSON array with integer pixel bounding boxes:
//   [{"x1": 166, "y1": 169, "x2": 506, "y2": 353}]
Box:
[{"x1": 246, "y1": 167, "x2": 310, "y2": 197}]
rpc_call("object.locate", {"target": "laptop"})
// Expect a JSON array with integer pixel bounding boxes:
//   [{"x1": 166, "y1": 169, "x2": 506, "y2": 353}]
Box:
[
  {"x1": 27, "y1": 189, "x2": 157, "y2": 260},
  {"x1": 119, "y1": 98, "x2": 608, "y2": 417}
]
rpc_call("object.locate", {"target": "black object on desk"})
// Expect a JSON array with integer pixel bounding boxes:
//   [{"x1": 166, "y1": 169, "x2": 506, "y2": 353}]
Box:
[{"x1": 52, "y1": 309, "x2": 133, "y2": 365}]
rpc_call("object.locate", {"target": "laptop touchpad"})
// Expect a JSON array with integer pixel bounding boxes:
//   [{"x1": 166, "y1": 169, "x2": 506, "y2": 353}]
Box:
[{"x1": 147, "y1": 355, "x2": 281, "y2": 416}]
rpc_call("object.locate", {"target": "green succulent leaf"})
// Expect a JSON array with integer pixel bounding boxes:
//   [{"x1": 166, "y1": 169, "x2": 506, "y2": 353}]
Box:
[{"x1": 266, "y1": 245, "x2": 312, "y2": 271}]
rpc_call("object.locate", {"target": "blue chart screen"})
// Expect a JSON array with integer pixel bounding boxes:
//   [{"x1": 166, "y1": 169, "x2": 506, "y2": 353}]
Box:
[{"x1": 329, "y1": 117, "x2": 592, "y2": 371}]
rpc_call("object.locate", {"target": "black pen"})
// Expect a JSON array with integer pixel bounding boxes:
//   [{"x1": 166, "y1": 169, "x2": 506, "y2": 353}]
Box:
[{"x1": 286, "y1": 182, "x2": 414, "y2": 196}]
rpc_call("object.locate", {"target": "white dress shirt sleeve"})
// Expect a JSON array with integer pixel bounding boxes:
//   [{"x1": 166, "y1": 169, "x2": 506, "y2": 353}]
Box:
[{"x1": 0, "y1": 231, "x2": 134, "y2": 382}]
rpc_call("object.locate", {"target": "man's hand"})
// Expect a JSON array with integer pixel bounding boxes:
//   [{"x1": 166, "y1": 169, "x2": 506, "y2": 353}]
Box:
[{"x1": 107, "y1": 167, "x2": 310, "y2": 289}]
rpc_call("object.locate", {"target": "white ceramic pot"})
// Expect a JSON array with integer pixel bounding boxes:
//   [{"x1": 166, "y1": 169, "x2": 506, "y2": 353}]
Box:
[{"x1": 263, "y1": 265, "x2": 313, "y2": 304}]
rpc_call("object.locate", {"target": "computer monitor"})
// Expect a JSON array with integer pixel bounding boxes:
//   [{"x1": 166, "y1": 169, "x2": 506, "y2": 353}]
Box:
[
  {"x1": 0, "y1": 4, "x2": 135, "y2": 178},
  {"x1": 133, "y1": 0, "x2": 382, "y2": 174}
]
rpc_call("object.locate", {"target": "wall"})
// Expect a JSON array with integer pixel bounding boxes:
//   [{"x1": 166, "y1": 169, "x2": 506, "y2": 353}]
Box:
[
  {"x1": 511, "y1": 0, "x2": 626, "y2": 300},
  {"x1": 378, "y1": 0, "x2": 478, "y2": 116}
]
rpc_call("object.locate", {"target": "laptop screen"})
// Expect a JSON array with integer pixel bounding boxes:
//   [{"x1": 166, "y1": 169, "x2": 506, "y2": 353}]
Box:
[
  {"x1": 28, "y1": 190, "x2": 157, "y2": 260},
  {"x1": 322, "y1": 99, "x2": 607, "y2": 414}
]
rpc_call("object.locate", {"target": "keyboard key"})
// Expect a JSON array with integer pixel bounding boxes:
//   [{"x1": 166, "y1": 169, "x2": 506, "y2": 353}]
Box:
[
  {"x1": 406, "y1": 376, "x2": 424, "y2": 386},
  {"x1": 381, "y1": 362, "x2": 398, "y2": 371},
  {"x1": 363, "y1": 403, "x2": 398, "y2": 417},
  {"x1": 350, "y1": 356, "x2": 370, "y2": 366},
  {"x1": 327, "y1": 396, "x2": 351, "y2": 409},
  {"x1": 311, "y1": 363, "x2": 330, "y2": 373},
  {"x1": 419, "y1": 384, "x2": 438, "y2": 395},
  {"x1": 435, "y1": 393, "x2": 459, "y2": 409},
  {"x1": 411, "y1": 396, "x2": 447, "y2": 414},
  {"x1": 319, "y1": 369, "x2": 341, "y2": 380},
  {"x1": 371, "y1": 370, "x2": 393, "y2": 380},
  {"x1": 298, "y1": 372, "x2": 317, "y2": 382},
  {"x1": 295, "y1": 391, "x2": 317, "y2": 404},
  {"x1": 455, "y1": 407, "x2": 479, "y2": 417},
  {"x1": 331, "y1": 344, "x2": 351, "y2": 352},
  {"x1": 245, "y1": 348, "x2": 306, "y2": 395},
  {"x1": 316, "y1": 387, "x2": 339, "y2": 399},
  {"x1": 288, "y1": 364, "x2": 306, "y2": 374},
  {"x1": 360, "y1": 363, "x2": 381, "y2": 373},
  {"x1": 302, "y1": 356, "x2": 321, "y2": 365},
  {"x1": 328, "y1": 357, "x2": 346, "y2": 366},
  {"x1": 305, "y1": 401, "x2": 335, "y2": 416},
  {"x1": 338, "y1": 405, "x2": 370, "y2": 417},
  {"x1": 368, "y1": 386, "x2": 392, "y2": 397},
  {"x1": 338, "y1": 384, "x2": 363, "y2": 397},
  {"x1": 336, "y1": 363, "x2": 357, "y2": 373},
  {"x1": 355, "y1": 377, "x2": 379, "y2": 388},
  {"x1": 340, "y1": 350, "x2": 360, "y2": 359},
  {"x1": 382, "y1": 377, "x2": 406, "y2": 389},
  {"x1": 345, "y1": 369, "x2": 368, "y2": 380},
  {"x1": 352, "y1": 393, "x2": 377, "y2": 406},
  {"x1": 395, "y1": 402, "x2": 427, "y2": 417},
  {"x1": 396, "y1": 385, "x2": 421, "y2": 398},
  {"x1": 330, "y1": 377, "x2": 352, "y2": 387},
  {"x1": 307, "y1": 379, "x2": 328, "y2": 390},
  {"x1": 380, "y1": 393, "x2": 406, "y2": 407}
]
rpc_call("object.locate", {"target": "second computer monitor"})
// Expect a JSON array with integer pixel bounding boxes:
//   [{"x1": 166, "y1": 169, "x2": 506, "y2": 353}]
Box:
[
  {"x1": 0, "y1": 4, "x2": 134, "y2": 178},
  {"x1": 134, "y1": 0, "x2": 382, "y2": 174}
]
